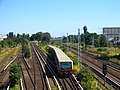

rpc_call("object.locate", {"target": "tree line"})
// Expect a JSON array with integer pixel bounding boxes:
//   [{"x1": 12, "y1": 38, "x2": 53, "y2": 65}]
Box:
[
  {"x1": 30, "y1": 32, "x2": 51, "y2": 42},
  {"x1": 61, "y1": 32, "x2": 107, "y2": 47},
  {"x1": 0, "y1": 30, "x2": 110, "y2": 48},
  {"x1": 0, "y1": 32, "x2": 51, "y2": 49}
]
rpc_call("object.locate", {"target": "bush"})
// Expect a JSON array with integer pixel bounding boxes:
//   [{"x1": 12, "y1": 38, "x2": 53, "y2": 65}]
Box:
[
  {"x1": 24, "y1": 45, "x2": 30, "y2": 58},
  {"x1": 9, "y1": 63, "x2": 20, "y2": 87},
  {"x1": 10, "y1": 84, "x2": 20, "y2": 90},
  {"x1": 38, "y1": 41, "x2": 48, "y2": 47},
  {"x1": 76, "y1": 67, "x2": 97, "y2": 90},
  {"x1": 62, "y1": 47, "x2": 67, "y2": 52}
]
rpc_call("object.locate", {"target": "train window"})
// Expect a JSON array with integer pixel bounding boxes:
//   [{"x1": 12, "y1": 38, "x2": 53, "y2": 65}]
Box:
[{"x1": 60, "y1": 62, "x2": 72, "y2": 70}]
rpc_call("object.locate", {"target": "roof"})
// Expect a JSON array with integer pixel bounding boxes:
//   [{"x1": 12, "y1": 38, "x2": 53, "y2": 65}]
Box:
[{"x1": 48, "y1": 45, "x2": 72, "y2": 62}]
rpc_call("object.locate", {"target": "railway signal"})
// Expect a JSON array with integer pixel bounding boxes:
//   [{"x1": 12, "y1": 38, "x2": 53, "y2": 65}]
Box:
[
  {"x1": 102, "y1": 62, "x2": 107, "y2": 76},
  {"x1": 83, "y1": 26, "x2": 87, "y2": 34},
  {"x1": 83, "y1": 26, "x2": 87, "y2": 48},
  {"x1": 102, "y1": 62, "x2": 107, "y2": 86}
]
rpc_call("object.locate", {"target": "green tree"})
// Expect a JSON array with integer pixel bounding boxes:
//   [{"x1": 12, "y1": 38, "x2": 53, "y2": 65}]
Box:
[
  {"x1": 17, "y1": 33, "x2": 20, "y2": 38},
  {"x1": 8, "y1": 32, "x2": 14, "y2": 38},
  {"x1": 62, "y1": 36, "x2": 67, "y2": 43},
  {"x1": 30, "y1": 34, "x2": 37, "y2": 41},
  {"x1": 73, "y1": 35, "x2": 78, "y2": 43},
  {"x1": 99, "y1": 35, "x2": 106, "y2": 47},
  {"x1": 36, "y1": 32, "x2": 43, "y2": 41},
  {"x1": 1, "y1": 39, "x2": 8, "y2": 47},
  {"x1": 42, "y1": 32, "x2": 51, "y2": 42}
]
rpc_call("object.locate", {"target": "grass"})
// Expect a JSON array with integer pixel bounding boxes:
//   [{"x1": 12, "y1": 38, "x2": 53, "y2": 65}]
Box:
[
  {"x1": 10, "y1": 84, "x2": 20, "y2": 90},
  {"x1": 85, "y1": 47, "x2": 120, "y2": 64},
  {"x1": 109, "y1": 58, "x2": 120, "y2": 64},
  {"x1": 0, "y1": 49, "x2": 12, "y2": 59},
  {"x1": 13, "y1": 47, "x2": 20, "y2": 56},
  {"x1": 2, "y1": 47, "x2": 20, "y2": 68},
  {"x1": 52, "y1": 85, "x2": 58, "y2": 90},
  {"x1": 86, "y1": 47, "x2": 120, "y2": 56},
  {"x1": 0, "y1": 46, "x2": 20, "y2": 59},
  {"x1": 68, "y1": 43, "x2": 120, "y2": 56},
  {"x1": 38, "y1": 41, "x2": 48, "y2": 54},
  {"x1": 4, "y1": 56, "x2": 13, "y2": 66}
]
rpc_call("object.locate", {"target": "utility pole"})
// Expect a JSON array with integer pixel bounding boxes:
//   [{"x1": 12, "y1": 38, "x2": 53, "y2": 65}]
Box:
[
  {"x1": 106, "y1": 35, "x2": 108, "y2": 55},
  {"x1": 98, "y1": 34, "x2": 100, "y2": 48},
  {"x1": 54, "y1": 38, "x2": 56, "y2": 45},
  {"x1": 78, "y1": 28, "x2": 82, "y2": 69},
  {"x1": 98, "y1": 28, "x2": 103, "y2": 48},
  {"x1": 73, "y1": 36, "x2": 75, "y2": 43},
  {"x1": 60, "y1": 36, "x2": 63, "y2": 47},
  {"x1": 70, "y1": 35, "x2": 72, "y2": 50},
  {"x1": 0, "y1": 41, "x2": 1, "y2": 53},
  {"x1": 119, "y1": 33, "x2": 120, "y2": 43},
  {"x1": 92, "y1": 35, "x2": 94, "y2": 47},
  {"x1": 67, "y1": 33, "x2": 69, "y2": 51}
]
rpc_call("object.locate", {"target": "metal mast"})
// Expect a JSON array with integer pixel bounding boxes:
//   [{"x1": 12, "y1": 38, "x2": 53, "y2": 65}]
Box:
[
  {"x1": 67, "y1": 33, "x2": 69, "y2": 51},
  {"x1": 78, "y1": 28, "x2": 82, "y2": 69}
]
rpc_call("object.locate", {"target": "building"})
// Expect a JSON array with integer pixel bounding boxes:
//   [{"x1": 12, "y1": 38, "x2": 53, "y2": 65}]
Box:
[
  {"x1": 0, "y1": 34, "x2": 7, "y2": 42},
  {"x1": 0, "y1": 34, "x2": 3, "y2": 42},
  {"x1": 103, "y1": 27, "x2": 120, "y2": 42}
]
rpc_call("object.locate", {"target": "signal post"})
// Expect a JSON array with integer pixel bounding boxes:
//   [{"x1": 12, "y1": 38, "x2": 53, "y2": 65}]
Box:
[{"x1": 102, "y1": 62, "x2": 108, "y2": 86}]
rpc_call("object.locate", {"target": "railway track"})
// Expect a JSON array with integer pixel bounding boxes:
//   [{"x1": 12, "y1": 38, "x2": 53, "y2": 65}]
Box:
[
  {"x1": 19, "y1": 49, "x2": 35, "y2": 90},
  {"x1": 32, "y1": 43, "x2": 83, "y2": 90},
  {"x1": 82, "y1": 49, "x2": 120, "y2": 70},
  {"x1": 81, "y1": 51, "x2": 120, "y2": 79},
  {"x1": 72, "y1": 46, "x2": 120, "y2": 70},
  {"x1": 70, "y1": 48, "x2": 120, "y2": 90},
  {"x1": 0, "y1": 48, "x2": 16, "y2": 73},
  {"x1": 0, "y1": 53, "x2": 19, "y2": 89},
  {"x1": 31, "y1": 42, "x2": 59, "y2": 90},
  {"x1": 30, "y1": 43, "x2": 50, "y2": 90},
  {"x1": 71, "y1": 48, "x2": 120, "y2": 81}
]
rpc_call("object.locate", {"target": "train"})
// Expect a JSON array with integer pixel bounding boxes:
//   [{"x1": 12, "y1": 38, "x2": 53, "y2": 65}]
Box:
[{"x1": 48, "y1": 45, "x2": 73, "y2": 75}]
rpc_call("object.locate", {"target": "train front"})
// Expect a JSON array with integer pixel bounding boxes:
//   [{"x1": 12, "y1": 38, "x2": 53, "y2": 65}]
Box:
[{"x1": 58, "y1": 61, "x2": 73, "y2": 75}]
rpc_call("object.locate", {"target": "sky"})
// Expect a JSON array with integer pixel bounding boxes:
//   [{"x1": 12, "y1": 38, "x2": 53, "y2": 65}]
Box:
[{"x1": 0, "y1": 0, "x2": 120, "y2": 37}]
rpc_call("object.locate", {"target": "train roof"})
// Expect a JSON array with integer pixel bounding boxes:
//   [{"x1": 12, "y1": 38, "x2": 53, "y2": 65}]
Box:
[{"x1": 48, "y1": 45, "x2": 72, "y2": 62}]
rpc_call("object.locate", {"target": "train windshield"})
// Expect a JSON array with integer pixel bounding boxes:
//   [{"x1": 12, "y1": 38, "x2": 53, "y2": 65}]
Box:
[{"x1": 60, "y1": 62, "x2": 72, "y2": 70}]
